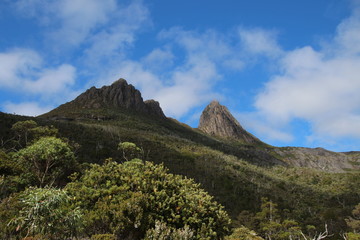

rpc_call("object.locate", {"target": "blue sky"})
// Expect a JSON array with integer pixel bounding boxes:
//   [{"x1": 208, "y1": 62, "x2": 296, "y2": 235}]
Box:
[{"x1": 1, "y1": 0, "x2": 360, "y2": 152}]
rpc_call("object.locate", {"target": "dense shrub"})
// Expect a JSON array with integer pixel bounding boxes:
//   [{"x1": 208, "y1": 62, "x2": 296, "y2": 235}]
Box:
[
  {"x1": 90, "y1": 233, "x2": 116, "y2": 240},
  {"x1": 9, "y1": 187, "x2": 83, "y2": 240},
  {"x1": 144, "y1": 220, "x2": 194, "y2": 240},
  {"x1": 66, "y1": 159, "x2": 231, "y2": 239}
]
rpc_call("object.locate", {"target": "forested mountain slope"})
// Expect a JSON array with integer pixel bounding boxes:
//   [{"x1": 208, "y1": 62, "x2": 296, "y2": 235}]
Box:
[{"x1": 1, "y1": 79, "x2": 359, "y2": 239}]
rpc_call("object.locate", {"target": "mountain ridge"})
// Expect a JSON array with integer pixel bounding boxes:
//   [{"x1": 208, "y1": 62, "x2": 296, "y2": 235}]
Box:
[
  {"x1": 37, "y1": 78, "x2": 359, "y2": 172},
  {"x1": 1, "y1": 78, "x2": 360, "y2": 237},
  {"x1": 42, "y1": 79, "x2": 166, "y2": 120}
]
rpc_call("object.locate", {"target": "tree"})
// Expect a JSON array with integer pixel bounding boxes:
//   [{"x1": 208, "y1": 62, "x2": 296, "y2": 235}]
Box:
[
  {"x1": 9, "y1": 187, "x2": 83, "y2": 240},
  {"x1": 66, "y1": 159, "x2": 231, "y2": 239},
  {"x1": 0, "y1": 150, "x2": 25, "y2": 198},
  {"x1": 15, "y1": 137, "x2": 77, "y2": 187},
  {"x1": 343, "y1": 204, "x2": 360, "y2": 240},
  {"x1": 6, "y1": 120, "x2": 58, "y2": 151},
  {"x1": 118, "y1": 141, "x2": 142, "y2": 161},
  {"x1": 225, "y1": 226, "x2": 264, "y2": 240},
  {"x1": 254, "y1": 198, "x2": 303, "y2": 240},
  {"x1": 347, "y1": 203, "x2": 360, "y2": 233},
  {"x1": 11, "y1": 120, "x2": 37, "y2": 147}
]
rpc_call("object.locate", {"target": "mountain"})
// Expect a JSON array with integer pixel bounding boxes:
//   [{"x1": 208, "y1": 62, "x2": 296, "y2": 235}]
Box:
[
  {"x1": 40, "y1": 80, "x2": 359, "y2": 172},
  {"x1": 1, "y1": 78, "x2": 359, "y2": 238},
  {"x1": 42, "y1": 79, "x2": 165, "y2": 120},
  {"x1": 197, "y1": 100, "x2": 359, "y2": 172},
  {"x1": 199, "y1": 100, "x2": 260, "y2": 144}
]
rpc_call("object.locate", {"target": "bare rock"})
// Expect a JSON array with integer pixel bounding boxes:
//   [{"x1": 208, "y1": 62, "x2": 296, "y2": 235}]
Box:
[
  {"x1": 44, "y1": 78, "x2": 166, "y2": 119},
  {"x1": 199, "y1": 100, "x2": 260, "y2": 144},
  {"x1": 273, "y1": 147, "x2": 359, "y2": 172}
]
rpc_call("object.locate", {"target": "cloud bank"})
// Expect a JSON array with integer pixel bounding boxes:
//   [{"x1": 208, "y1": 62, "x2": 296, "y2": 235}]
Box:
[{"x1": 251, "y1": 5, "x2": 360, "y2": 148}]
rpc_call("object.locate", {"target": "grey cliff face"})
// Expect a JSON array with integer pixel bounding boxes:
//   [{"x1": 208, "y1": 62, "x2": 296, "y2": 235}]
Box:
[
  {"x1": 273, "y1": 147, "x2": 359, "y2": 172},
  {"x1": 53, "y1": 79, "x2": 166, "y2": 118},
  {"x1": 198, "y1": 100, "x2": 259, "y2": 144}
]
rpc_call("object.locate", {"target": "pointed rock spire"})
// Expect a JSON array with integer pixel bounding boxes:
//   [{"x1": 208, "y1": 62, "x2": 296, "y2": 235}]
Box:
[{"x1": 198, "y1": 100, "x2": 259, "y2": 144}]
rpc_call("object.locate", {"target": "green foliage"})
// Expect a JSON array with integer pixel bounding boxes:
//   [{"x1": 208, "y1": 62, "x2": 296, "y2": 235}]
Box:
[
  {"x1": 253, "y1": 198, "x2": 303, "y2": 240},
  {"x1": 8, "y1": 120, "x2": 59, "y2": 151},
  {"x1": 30, "y1": 125, "x2": 58, "y2": 142},
  {"x1": 90, "y1": 233, "x2": 116, "y2": 240},
  {"x1": 66, "y1": 159, "x2": 231, "y2": 239},
  {"x1": 9, "y1": 187, "x2": 83, "y2": 240},
  {"x1": 0, "y1": 193, "x2": 23, "y2": 239},
  {"x1": 345, "y1": 232, "x2": 360, "y2": 240},
  {"x1": 144, "y1": 220, "x2": 195, "y2": 240},
  {"x1": 0, "y1": 150, "x2": 29, "y2": 199},
  {"x1": 225, "y1": 226, "x2": 264, "y2": 240},
  {"x1": 347, "y1": 203, "x2": 360, "y2": 232},
  {"x1": 1, "y1": 112, "x2": 360, "y2": 239},
  {"x1": 12, "y1": 120, "x2": 38, "y2": 147},
  {"x1": 0, "y1": 150, "x2": 14, "y2": 175},
  {"x1": 14, "y1": 137, "x2": 77, "y2": 187},
  {"x1": 118, "y1": 141, "x2": 142, "y2": 161}
]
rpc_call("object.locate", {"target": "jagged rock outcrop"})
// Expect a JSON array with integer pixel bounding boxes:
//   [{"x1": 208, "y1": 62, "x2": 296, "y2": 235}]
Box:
[
  {"x1": 43, "y1": 79, "x2": 166, "y2": 119},
  {"x1": 199, "y1": 100, "x2": 260, "y2": 144}
]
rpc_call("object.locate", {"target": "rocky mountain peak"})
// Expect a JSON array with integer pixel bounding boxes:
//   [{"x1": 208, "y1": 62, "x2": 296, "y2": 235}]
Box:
[
  {"x1": 198, "y1": 100, "x2": 260, "y2": 144},
  {"x1": 44, "y1": 78, "x2": 166, "y2": 119}
]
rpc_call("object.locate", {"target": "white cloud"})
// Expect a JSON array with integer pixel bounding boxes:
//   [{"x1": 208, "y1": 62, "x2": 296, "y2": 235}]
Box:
[
  {"x1": 141, "y1": 48, "x2": 174, "y2": 72},
  {"x1": 0, "y1": 48, "x2": 76, "y2": 97},
  {"x1": 0, "y1": 49, "x2": 41, "y2": 87},
  {"x1": 14, "y1": 0, "x2": 149, "y2": 56},
  {"x1": 101, "y1": 28, "x2": 234, "y2": 118},
  {"x1": 333, "y1": 7, "x2": 360, "y2": 56},
  {"x1": 235, "y1": 112, "x2": 293, "y2": 142},
  {"x1": 52, "y1": 0, "x2": 116, "y2": 46},
  {"x1": 160, "y1": 28, "x2": 240, "y2": 68},
  {"x1": 83, "y1": 1, "x2": 150, "y2": 63},
  {"x1": 238, "y1": 27, "x2": 283, "y2": 58},
  {"x1": 154, "y1": 59, "x2": 219, "y2": 117},
  {"x1": 253, "y1": 6, "x2": 360, "y2": 143},
  {"x1": 104, "y1": 57, "x2": 219, "y2": 118},
  {"x1": 24, "y1": 64, "x2": 76, "y2": 95},
  {"x1": 3, "y1": 101, "x2": 52, "y2": 116},
  {"x1": 15, "y1": 0, "x2": 116, "y2": 47}
]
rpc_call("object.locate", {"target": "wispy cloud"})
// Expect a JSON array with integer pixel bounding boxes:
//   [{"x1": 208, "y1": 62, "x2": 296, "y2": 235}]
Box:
[
  {"x1": 82, "y1": 1, "x2": 150, "y2": 66},
  {"x1": 235, "y1": 112, "x2": 294, "y2": 142},
  {"x1": 0, "y1": 48, "x2": 76, "y2": 96},
  {"x1": 15, "y1": 0, "x2": 116, "y2": 47},
  {"x1": 252, "y1": 5, "x2": 360, "y2": 145},
  {"x1": 101, "y1": 28, "x2": 244, "y2": 118},
  {"x1": 238, "y1": 27, "x2": 283, "y2": 58},
  {"x1": 3, "y1": 0, "x2": 149, "y2": 116},
  {"x1": 3, "y1": 101, "x2": 52, "y2": 116}
]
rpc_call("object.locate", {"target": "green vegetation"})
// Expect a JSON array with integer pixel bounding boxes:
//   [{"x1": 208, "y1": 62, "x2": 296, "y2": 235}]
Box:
[
  {"x1": 0, "y1": 119, "x2": 232, "y2": 239},
  {"x1": 66, "y1": 159, "x2": 231, "y2": 239},
  {"x1": 1, "y1": 112, "x2": 360, "y2": 239},
  {"x1": 9, "y1": 187, "x2": 82, "y2": 239},
  {"x1": 15, "y1": 137, "x2": 76, "y2": 187}
]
